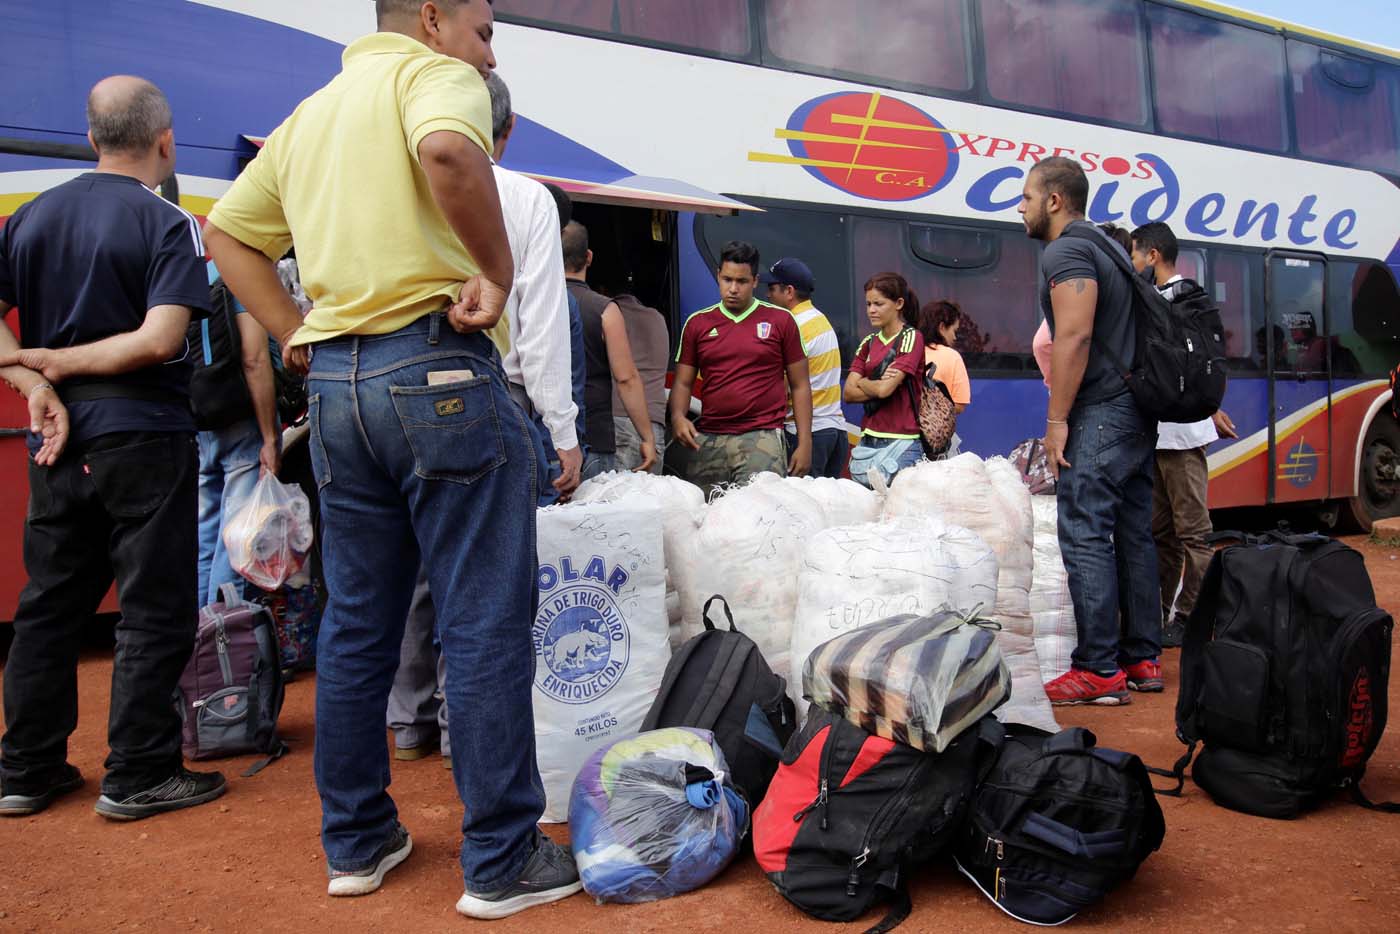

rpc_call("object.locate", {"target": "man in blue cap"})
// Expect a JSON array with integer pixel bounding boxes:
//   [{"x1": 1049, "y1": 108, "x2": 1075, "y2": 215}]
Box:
[{"x1": 765, "y1": 258, "x2": 847, "y2": 479}]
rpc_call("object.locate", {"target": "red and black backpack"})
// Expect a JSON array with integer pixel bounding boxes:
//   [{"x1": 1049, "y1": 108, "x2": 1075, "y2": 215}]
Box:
[{"x1": 754, "y1": 708, "x2": 1002, "y2": 932}]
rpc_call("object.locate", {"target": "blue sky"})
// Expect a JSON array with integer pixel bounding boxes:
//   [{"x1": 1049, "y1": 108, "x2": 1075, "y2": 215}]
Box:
[{"x1": 1231, "y1": 0, "x2": 1400, "y2": 53}]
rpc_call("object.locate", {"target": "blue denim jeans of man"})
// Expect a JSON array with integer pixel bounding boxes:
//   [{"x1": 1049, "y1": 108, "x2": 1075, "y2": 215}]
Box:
[
  {"x1": 507, "y1": 381, "x2": 564, "y2": 506},
  {"x1": 197, "y1": 418, "x2": 263, "y2": 605},
  {"x1": 1055, "y1": 391, "x2": 1162, "y2": 675},
  {"x1": 306, "y1": 314, "x2": 543, "y2": 890},
  {"x1": 580, "y1": 450, "x2": 622, "y2": 482},
  {"x1": 785, "y1": 427, "x2": 850, "y2": 479}
]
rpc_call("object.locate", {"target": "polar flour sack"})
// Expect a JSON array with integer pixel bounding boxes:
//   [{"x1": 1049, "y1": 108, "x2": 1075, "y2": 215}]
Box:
[{"x1": 533, "y1": 495, "x2": 670, "y2": 821}]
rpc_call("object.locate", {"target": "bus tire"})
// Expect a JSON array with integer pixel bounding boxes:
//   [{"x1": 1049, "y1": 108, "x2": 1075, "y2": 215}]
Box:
[{"x1": 1344, "y1": 414, "x2": 1400, "y2": 533}]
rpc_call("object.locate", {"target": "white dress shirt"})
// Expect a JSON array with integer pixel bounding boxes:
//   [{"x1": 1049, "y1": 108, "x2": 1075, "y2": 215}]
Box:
[
  {"x1": 1156, "y1": 274, "x2": 1218, "y2": 451},
  {"x1": 494, "y1": 164, "x2": 579, "y2": 451}
]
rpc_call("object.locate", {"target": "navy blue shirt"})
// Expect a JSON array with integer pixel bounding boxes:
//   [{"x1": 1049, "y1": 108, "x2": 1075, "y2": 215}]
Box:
[{"x1": 0, "y1": 173, "x2": 211, "y2": 449}]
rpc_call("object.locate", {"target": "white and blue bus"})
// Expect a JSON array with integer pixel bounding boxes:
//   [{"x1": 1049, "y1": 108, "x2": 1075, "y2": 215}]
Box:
[{"x1": 4, "y1": 0, "x2": 1400, "y2": 612}]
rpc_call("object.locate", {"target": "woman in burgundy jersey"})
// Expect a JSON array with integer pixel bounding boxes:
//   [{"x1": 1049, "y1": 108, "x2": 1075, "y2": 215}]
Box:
[{"x1": 843, "y1": 272, "x2": 926, "y2": 489}]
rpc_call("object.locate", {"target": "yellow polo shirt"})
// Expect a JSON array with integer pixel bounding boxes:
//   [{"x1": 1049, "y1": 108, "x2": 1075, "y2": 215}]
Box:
[{"x1": 207, "y1": 32, "x2": 493, "y2": 346}]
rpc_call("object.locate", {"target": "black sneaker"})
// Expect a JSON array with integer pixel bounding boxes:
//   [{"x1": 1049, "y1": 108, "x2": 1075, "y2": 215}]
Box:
[
  {"x1": 0, "y1": 765, "x2": 84, "y2": 817},
  {"x1": 1161, "y1": 617, "x2": 1187, "y2": 649},
  {"x1": 456, "y1": 832, "x2": 583, "y2": 920},
  {"x1": 94, "y1": 767, "x2": 227, "y2": 821},
  {"x1": 327, "y1": 822, "x2": 413, "y2": 896}
]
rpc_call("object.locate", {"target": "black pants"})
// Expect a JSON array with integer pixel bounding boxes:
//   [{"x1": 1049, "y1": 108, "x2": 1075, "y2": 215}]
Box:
[{"x1": 1, "y1": 432, "x2": 198, "y2": 797}]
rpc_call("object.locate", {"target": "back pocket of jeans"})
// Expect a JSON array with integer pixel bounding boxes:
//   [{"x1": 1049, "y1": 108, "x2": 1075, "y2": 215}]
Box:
[
  {"x1": 85, "y1": 437, "x2": 177, "y2": 519},
  {"x1": 390, "y1": 377, "x2": 506, "y2": 485},
  {"x1": 1199, "y1": 640, "x2": 1271, "y2": 752}
]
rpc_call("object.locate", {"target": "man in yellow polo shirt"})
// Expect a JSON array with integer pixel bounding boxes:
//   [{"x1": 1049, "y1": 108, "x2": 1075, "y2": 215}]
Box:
[
  {"x1": 765, "y1": 257, "x2": 847, "y2": 478},
  {"x1": 204, "y1": 0, "x2": 580, "y2": 919}
]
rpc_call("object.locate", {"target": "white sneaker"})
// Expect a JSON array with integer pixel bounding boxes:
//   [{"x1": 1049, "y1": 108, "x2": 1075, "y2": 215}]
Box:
[{"x1": 327, "y1": 823, "x2": 412, "y2": 897}]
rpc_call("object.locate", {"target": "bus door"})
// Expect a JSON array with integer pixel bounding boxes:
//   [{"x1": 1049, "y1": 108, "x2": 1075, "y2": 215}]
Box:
[{"x1": 1266, "y1": 252, "x2": 1331, "y2": 505}]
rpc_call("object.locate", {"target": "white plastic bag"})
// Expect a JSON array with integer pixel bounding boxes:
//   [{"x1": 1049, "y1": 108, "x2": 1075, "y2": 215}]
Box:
[
  {"x1": 791, "y1": 516, "x2": 999, "y2": 706},
  {"x1": 573, "y1": 472, "x2": 706, "y2": 649},
  {"x1": 673, "y1": 477, "x2": 827, "y2": 682},
  {"x1": 223, "y1": 473, "x2": 314, "y2": 591},
  {"x1": 533, "y1": 495, "x2": 670, "y2": 821},
  {"x1": 780, "y1": 475, "x2": 883, "y2": 528},
  {"x1": 1031, "y1": 495, "x2": 1077, "y2": 684},
  {"x1": 882, "y1": 454, "x2": 1057, "y2": 732}
]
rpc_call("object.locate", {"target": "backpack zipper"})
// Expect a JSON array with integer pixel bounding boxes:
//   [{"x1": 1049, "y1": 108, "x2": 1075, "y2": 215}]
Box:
[
  {"x1": 792, "y1": 777, "x2": 828, "y2": 827},
  {"x1": 846, "y1": 847, "x2": 870, "y2": 896},
  {"x1": 215, "y1": 619, "x2": 234, "y2": 686}
]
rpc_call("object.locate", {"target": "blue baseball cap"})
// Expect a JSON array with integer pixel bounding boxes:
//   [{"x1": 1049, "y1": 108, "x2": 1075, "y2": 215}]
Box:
[{"x1": 763, "y1": 257, "x2": 815, "y2": 293}]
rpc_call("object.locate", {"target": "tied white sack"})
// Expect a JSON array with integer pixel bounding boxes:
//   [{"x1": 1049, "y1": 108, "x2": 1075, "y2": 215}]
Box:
[
  {"x1": 573, "y1": 472, "x2": 706, "y2": 650},
  {"x1": 674, "y1": 476, "x2": 826, "y2": 683},
  {"x1": 778, "y1": 475, "x2": 883, "y2": 527},
  {"x1": 1030, "y1": 495, "x2": 1077, "y2": 684},
  {"x1": 882, "y1": 454, "x2": 1057, "y2": 732},
  {"x1": 791, "y1": 516, "x2": 999, "y2": 706},
  {"x1": 533, "y1": 494, "x2": 670, "y2": 821}
]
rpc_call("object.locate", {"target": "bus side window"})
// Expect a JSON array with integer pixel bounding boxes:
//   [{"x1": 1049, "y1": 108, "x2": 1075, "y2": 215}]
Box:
[
  {"x1": 1210, "y1": 250, "x2": 1265, "y2": 372},
  {"x1": 1290, "y1": 40, "x2": 1400, "y2": 175},
  {"x1": 850, "y1": 216, "x2": 1041, "y2": 373},
  {"x1": 981, "y1": 0, "x2": 1150, "y2": 128},
  {"x1": 1327, "y1": 261, "x2": 1400, "y2": 377},
  {"x1": 1147, "y1": 5, "x2": 1289, "y2": 152},
  {"x1": 763, "y1": 0, "x2": 974, "y2": 95},
  {"x1": 496, "y1": 0, "x2": 751, "y2": 56}
]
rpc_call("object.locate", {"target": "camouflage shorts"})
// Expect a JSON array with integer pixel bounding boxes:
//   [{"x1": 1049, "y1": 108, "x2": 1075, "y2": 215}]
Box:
[{"x1": 688, "y1": 428, "x2": 787, "y2": 497}]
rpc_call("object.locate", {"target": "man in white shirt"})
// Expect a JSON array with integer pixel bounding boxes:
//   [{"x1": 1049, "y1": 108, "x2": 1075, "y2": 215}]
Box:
[
  {"x1": 485, "y1": 72, "x2": 580, "y2": 498},
  {"x1": 1131, "y1": 222, "x2": 1237, "y2": 646}
]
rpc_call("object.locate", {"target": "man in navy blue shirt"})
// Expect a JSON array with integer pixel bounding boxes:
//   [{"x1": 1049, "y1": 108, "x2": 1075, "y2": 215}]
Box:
[{"x1": 0, "y1": 76, "x2": 227, "y2": 821}]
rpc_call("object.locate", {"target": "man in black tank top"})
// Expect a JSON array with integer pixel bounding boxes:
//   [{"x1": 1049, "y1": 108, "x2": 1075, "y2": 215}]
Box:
[{"x1": 562, "y1": 221, "x2": 656, "y2": 478}]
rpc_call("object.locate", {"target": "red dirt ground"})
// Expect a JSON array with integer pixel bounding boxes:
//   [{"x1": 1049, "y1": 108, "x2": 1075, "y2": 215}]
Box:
[{"x1": 3, "y1": 537, "x2": 1399, "y2": 933}]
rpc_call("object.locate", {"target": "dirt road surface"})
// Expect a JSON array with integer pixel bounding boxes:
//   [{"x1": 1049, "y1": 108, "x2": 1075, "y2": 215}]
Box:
[{"x1": 3, "y1": 537, "x2": 1399, "y2": 933}]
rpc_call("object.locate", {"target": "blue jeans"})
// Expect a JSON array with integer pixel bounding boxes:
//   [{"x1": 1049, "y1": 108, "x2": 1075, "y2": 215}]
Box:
[
  {"x1": 306, "y1": 315, "x2": 543, "y2": 889},
  {"x1": 1056, "y1": 391, "x2": 1162, "y2": 674},
  {"x1": 196, "y1": 419, "x2": 262, "y2": 605},
  {"x1": 849, "y1": 435, "x2": 923, "y2": 489},
  {"x1": 581, "y1": 450, "x2": 621, "y2": 481},
  {"x1": 785, "y1": 427, "x2": 850, "y2": 479}
]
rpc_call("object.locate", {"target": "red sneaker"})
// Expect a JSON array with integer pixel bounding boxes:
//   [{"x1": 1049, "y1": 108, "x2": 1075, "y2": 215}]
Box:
[
  {"x1": 1044, "y1": 668, "x2": 1131, "y2": 706},
  {"x1": 1124, "y1": 660, "x2": 1164, "y2": 693}
]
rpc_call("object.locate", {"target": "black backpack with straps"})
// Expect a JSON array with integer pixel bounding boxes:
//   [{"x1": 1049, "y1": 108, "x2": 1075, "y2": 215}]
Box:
[
  {"x1": 641, "y1": 595, "x2": 797, "y2": 807},
  {"x1": 1061, "y1": 226, "x2": 1227, "y2": 423},
  {"x1": 1153, "y1": 529, "x2": 1397, "y2": 818}
]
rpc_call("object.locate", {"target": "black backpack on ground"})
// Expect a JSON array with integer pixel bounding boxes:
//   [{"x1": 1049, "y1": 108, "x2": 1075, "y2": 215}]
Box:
[
  {"x1": 955, "y1": 725, "x2": 1165, "y2": 926},
  {"x1": 1061, "y1": 226, "x2": 1226, "y2": 423},
  {"x1": 1153, "y1": 530, "x2": 1397, "y2": 818},
  {"x1": 641, "y1": 595, "x2": 796, "y2": 807},
  {"x1": 188, "y1": 278, "x2": 309, "y2": 430},
  {"x1": 755, "y1": 708, "x2": 1003, "y2": 933}
]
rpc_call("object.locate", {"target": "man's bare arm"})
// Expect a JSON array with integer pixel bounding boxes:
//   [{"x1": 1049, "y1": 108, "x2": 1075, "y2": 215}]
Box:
[{"x1": 0, "y1": 305, "x2": 191, "y2": 382}]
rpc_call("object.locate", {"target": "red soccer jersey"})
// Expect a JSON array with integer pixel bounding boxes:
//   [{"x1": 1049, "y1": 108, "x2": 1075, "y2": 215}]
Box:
[
  {"x1": 850, "y1": 327, "x2": 925, "y2": 438},
  {"x1": 676, "y1": 298, "x2": 805, "y2": 434}
]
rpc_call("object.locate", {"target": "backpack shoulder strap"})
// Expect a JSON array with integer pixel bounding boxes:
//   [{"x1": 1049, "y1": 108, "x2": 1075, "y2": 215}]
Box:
[
  {"x1": 684, "y1": 634, "x2": 758, "y2": 730},
  {"x1": 1351, "y1": 774, "x2": 1400, "y2": 813},
  {"x1": 640, "y1": 633, "x2": 711, "y2": 732}
]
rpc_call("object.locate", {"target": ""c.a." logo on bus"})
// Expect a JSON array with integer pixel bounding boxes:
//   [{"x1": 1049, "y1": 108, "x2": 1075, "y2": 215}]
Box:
[{"x1": 750, "y1": 91, "x2": 959, "y2": 203}]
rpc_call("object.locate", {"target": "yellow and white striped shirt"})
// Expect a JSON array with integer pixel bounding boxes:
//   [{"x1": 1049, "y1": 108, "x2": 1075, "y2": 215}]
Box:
[{"x1": 785, "y1": 300, "x2": 845, "y2": 433}]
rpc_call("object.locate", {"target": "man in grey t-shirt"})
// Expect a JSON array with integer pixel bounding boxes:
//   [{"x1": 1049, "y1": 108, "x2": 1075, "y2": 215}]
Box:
[{"x1": 1022, "y1": 156, "x2": 1161, "y2": 708}]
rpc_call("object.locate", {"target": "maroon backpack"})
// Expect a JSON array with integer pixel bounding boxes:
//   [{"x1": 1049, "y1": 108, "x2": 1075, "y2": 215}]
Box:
[{"x1": 176, "y1": 583, "x2": 287, "y2": 774}]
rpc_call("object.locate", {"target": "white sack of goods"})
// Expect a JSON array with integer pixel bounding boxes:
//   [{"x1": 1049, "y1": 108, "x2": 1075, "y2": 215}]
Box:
[
  {"x1": 573, "y1": 472, "x2": 706, "y2": 650},
  {"x1": 533, "y1": 495, "x2": 670, "y2": 821},
  {"x1": 1030, "y1": 495, "x2": 1077, "y2": 685},
  {"x1": 674, "y1": 477, "x2": 826, "y2": 683},
  {"x1": 882, "y1": 454, "x2": 1058, "y2": 732},
  {"x1": 791, "y1": 516, "x2": 999, "y2": 706},
  {"x1": 779, "y1": 475, "x2": 883, "y2": 528}
]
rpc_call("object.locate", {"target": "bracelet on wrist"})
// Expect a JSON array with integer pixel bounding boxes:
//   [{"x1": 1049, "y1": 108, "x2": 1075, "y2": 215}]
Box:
[
  {"x1": 26, "y1": 382, "x2": 54, "y2": 400},
  {"x1": 1046, "y1": 418, "x2": 1067, "y2": 425}
]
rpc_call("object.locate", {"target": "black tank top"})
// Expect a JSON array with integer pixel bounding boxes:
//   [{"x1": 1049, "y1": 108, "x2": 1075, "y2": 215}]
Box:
[{"x1": 566, "y1": 279, "x2": 616, "y2": 453}]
